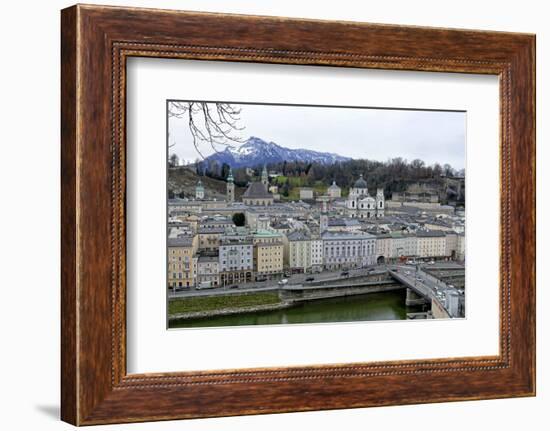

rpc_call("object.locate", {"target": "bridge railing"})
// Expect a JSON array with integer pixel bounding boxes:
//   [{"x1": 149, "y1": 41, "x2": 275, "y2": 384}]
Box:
[{"x1": 388, "y1": 269, "x2": 452, "y2": 318}]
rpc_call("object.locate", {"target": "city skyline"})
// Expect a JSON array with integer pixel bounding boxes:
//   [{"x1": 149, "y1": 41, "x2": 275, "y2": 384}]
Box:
[
  {"x1": 168, "y1": 102, "x2": 466, "y2": 170},
  {"x1": 167, "y1": 100, "x2": 466, "y2": 328}
]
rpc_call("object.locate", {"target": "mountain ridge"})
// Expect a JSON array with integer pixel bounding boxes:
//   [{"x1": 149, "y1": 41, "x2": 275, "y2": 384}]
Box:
[{"x1": 203, "y1": 136, "x2": 351, "y2": 168}]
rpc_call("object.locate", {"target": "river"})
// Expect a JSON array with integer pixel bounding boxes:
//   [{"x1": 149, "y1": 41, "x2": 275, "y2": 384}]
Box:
[{"x1": 170, "y1": 290, "x2": 424, "y2": 329}]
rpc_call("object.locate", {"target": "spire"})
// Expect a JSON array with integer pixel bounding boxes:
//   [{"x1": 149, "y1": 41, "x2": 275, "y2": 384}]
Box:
[
  {"x1": 226, "y1": 168, "x2": 235, "y2": 203},
  {"x1": 195, "y1": 179, "x2": 205, "y2": 199},
  {"x1": 317, "y1": 196, "x2": 329, "y2": 232},
  {"x1": 227, "y1": 167, "x2": 234, "y2": 183}
]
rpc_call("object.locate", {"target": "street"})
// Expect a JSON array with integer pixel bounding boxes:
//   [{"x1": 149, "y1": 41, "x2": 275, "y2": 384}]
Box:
[
  {"x1": 168, "y1": 265, "x2": 386, "y2": 298},
  {"x1": 168, "y1": 261, "x2": 465, "y2": 300}
]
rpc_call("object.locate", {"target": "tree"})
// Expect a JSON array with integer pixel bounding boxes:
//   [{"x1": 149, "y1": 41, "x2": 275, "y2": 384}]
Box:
[
  {"x1": 408, "y1": 159, "x2": 426, "y2": 180},
  {"x1": 432, "y1": 163, "x2": 443, "y2": 177},
  {"x1": 443, "y1": 163, "x2": 455, "y2": 177},
  {"x1": 281, "y1": 178, "x2": 290, "y2": 197},
  {"x1": 168, "y1": 102, "x2": 245, "y2": 159},
  {"x1": 168, "y1": 153, "x2": 179, "y2": 167},
  {"x1": 195, "y1": 158, "x2": 204, "y2": 176},
  {"x1": 232, "y1": 212, "x2": 246, "y2": 227},
  {"x1": 207, "y1": 160, "x2": 220, "y2": 177}
]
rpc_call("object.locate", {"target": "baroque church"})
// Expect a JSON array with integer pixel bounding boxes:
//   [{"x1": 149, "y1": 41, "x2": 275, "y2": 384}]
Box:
[
  {"x1": 242, "y1": 165, "x2": 274, "y2": 206},
  {"x1": 345, "y1": 174, "x2": 385, "y2": 219},
  {"x1": 230, "y1": 165, "x2": 274, "y2": 206}
]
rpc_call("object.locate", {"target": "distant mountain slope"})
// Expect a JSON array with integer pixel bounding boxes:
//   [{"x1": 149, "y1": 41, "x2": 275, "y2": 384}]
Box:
[
  {"x1": 168, "y1": 167, "x2": 245, "y2": 200},
  {"x1": 203, "y1": 136, "x2": 350, "y2": 168}
]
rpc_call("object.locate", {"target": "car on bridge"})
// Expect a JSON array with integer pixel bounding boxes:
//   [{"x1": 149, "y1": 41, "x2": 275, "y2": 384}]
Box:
[{"x1": 305, "y1": 276, "x2": 315, "y2": 282}]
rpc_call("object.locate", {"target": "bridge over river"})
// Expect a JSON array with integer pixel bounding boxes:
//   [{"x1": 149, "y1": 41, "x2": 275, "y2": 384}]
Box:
[
  {"x1": 279, "y1": 270, "x2": 403, "y2": 303},
  {"x1": 388, "y1": 265, "x2": 464, "y2": 318}
]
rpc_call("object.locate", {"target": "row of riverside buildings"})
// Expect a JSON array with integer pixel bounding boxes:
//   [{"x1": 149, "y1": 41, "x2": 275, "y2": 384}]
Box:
[{"x1": 167, "y1": 223, "x2": 464, "y2": 289}]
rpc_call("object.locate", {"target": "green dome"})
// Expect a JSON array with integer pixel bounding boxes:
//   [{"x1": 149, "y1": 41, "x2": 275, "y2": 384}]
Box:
[{"x1": 353, "y1": 174, "x2": 368, "y2": 189}]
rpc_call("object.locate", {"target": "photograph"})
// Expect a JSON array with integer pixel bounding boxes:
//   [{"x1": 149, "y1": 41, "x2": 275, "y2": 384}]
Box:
[
  {"x1": 1, "y1": 0, "x2": 539, "y2": 428},
  {"x1": 166, "y1": 101, "x2": 466, "y2": 328}
]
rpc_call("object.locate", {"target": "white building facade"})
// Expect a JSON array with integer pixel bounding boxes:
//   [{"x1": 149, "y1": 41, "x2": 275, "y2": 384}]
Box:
[
  {"x1": 310, "y1": 237, "x2": 324, "y2": 272},
  {"x1": 196, "y1": 255, "x2": 220, "y2": 287},
  {"x1": 299, "y1": 188, "x2": 314, "y2": 200},
  {"x1": 389, "y1": 232, "x2": 417, "y2": 258},
  {"x1": 415, "y1": 231, "x2": 447, "y2": 258},
  {"x1": 457, "y1": 233, "x2": 466, "y2": 261},
  {"x1": 375, "y1": 234, "x2": 392, "y2": 263},
  {"x1": 322, "y1": 231, "x2": 376, "y2": 270},
  {"x1": 284, "y1": 231, "x2": 311, "y2": 273}
]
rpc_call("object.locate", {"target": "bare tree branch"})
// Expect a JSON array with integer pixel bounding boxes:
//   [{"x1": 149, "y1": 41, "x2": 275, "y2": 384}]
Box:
[{"x1": 168, "y1": 102, "x2": 245, "y2": 159}]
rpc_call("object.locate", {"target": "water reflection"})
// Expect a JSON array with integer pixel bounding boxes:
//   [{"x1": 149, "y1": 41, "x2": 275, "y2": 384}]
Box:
[{"x1": 170, "y1": 290, "x2": 423, "y2": 329}]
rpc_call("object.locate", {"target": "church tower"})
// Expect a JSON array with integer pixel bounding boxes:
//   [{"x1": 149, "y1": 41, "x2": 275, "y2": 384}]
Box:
[
  {"x1": 318, "y1": 196, "x2": 329, "y2": 232},
  {"x1": 195, "y1": 179, "x2": 205, "y2": 200},
  {"x1": 376, "y1": 188, "x2": 385, "y2": 218},
  {"x1": 226, "y1": 167, "x2": 235, "y2": 202},
  {"x1": 261, "y1": 164, "x2": 268, "y2": 189}
]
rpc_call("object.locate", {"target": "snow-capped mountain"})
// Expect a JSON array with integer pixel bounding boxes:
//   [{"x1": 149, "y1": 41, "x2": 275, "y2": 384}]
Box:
[{"x1": 203, "y1": 136, "x2": 351, "y2": 168}]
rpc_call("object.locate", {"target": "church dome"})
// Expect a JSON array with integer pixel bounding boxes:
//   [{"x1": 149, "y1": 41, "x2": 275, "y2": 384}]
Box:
[{"x1": 353, "y1": 174, "x2": 368, "y2": 189}]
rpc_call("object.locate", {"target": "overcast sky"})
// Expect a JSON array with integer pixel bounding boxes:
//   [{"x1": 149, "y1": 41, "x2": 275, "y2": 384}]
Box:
[{"x1": 168, "y1": 102, "x2": 465, "y2": 170}]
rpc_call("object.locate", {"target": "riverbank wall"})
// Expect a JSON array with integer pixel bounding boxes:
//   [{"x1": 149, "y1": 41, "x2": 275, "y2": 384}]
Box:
[{"x1": 169, "y1": 301, "x2": 294, "y2": 322}]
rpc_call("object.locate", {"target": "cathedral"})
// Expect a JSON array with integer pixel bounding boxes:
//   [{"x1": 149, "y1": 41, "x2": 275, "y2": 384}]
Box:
[{"x1": 345, "y1": 174, "x2": 385, "y2": 219}]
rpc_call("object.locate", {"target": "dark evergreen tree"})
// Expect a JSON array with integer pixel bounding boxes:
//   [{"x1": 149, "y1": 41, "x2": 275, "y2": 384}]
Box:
[{"x1": 232, "y1": 212, "x2": 246, "y2": 226}]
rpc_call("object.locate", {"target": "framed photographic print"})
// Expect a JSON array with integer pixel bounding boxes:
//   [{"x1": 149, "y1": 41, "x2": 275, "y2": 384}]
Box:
[{"x1": 61, "y1": 4, "x2": 536, "y2": 425}]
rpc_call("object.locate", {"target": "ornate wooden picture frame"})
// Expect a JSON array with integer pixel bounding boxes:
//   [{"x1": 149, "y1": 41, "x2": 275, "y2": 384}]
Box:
[{"x1": 61, "y1": 4, "x2": 535, "y2": 425}]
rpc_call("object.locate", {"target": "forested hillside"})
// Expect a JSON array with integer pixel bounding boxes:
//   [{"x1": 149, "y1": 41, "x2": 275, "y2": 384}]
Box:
[{"x1": 191, "y1": 157, "x2": 464, "y2": 204}]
